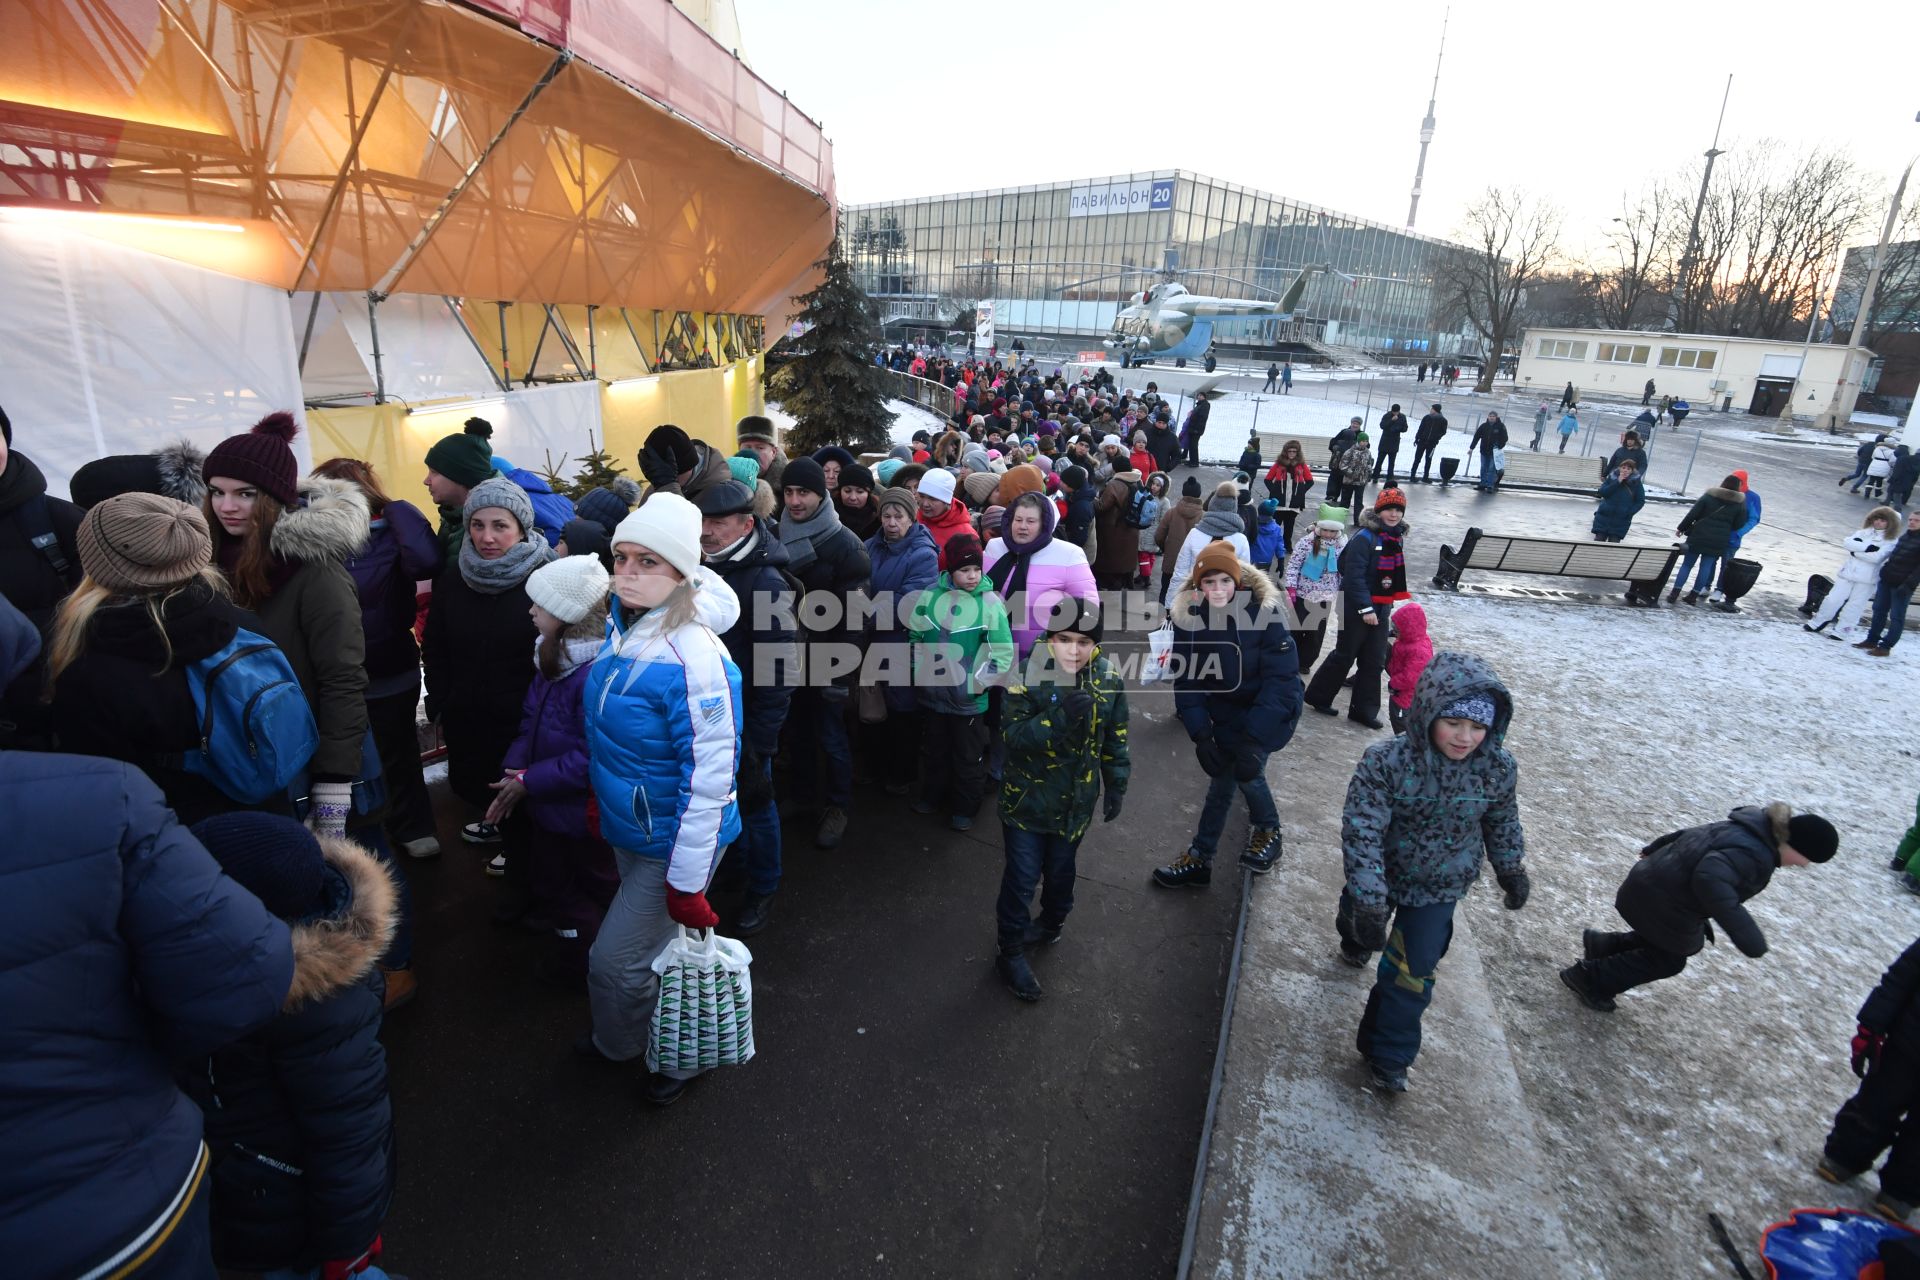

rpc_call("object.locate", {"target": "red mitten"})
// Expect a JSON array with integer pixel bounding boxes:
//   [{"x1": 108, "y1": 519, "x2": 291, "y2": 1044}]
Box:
[
  {"x1": 321, "y1": 1234, "x2": 381, "y2": 1280},
  {"x1": 666, "y1": 888, "x2": 719, "y2": 929}
]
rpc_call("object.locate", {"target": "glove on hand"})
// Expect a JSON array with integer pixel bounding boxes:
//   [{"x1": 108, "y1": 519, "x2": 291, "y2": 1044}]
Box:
[
  {"x1": 1496, "y1": 869, "x2": 1531, "y2": 910},
  {"x1": 1231, "y1": 745, "x2": 1264, "y2": 782},
  {"x1": 639, "y1": 443, "x2": 682, "y2": 489},
  {"x1": 320, "y1": 1234, "x2": 381, "y2": 1280},
  {"x1": 736, "y1": 749, "x2": 774, "y2": 814},
  {"x1": 1060, "y1": 688, "x2": 1094, "y2": 724},
  {"x1": 1193, "y1": 734, "x2": 1229, "y2": 778},
  {"x1": 309, "y1": 781, "x2": 353, "y2": 839},
  {"x1": 1852, "y1": 1024, "x2": 1887, "y2": 1078},
  {"x1": 1351, "y1": 902, "x2": 1391, "y2": 952},
  {"x1": 1102, "y1": 788, "x2": 1125, "y2": 823},
  {"x1": 666, "y1": 888, "x2": 719, "y2": 929}
]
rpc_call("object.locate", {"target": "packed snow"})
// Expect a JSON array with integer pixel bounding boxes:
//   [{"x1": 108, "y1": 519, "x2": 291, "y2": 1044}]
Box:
[{"x1": 1201, "y1": 591, "x2": 1920, "y2": 1279}]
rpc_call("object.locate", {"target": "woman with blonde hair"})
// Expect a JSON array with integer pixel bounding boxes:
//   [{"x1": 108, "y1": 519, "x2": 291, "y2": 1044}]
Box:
[
  {"x1": 45, "y1": 492, "x2": 271, "y2": 826},
  {"x1": 581, "y1": 493, "x2": 742, "y2": 1106}
]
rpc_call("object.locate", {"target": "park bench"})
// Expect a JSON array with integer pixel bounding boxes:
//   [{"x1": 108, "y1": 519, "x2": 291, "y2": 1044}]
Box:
[{"x1": 1432, "y1": 527, "x2": 1679, "y2": 594}]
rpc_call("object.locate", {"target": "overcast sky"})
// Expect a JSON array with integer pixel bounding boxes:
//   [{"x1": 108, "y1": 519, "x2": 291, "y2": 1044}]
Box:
[{"x1": 733, "y1": 0, "x2": 1920, "y2": 259}]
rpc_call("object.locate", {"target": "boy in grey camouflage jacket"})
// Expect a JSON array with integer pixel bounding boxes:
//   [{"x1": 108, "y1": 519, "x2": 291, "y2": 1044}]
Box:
[{"x1": 1335, "y1": 651, "x2": 1530, "y2": 1093}]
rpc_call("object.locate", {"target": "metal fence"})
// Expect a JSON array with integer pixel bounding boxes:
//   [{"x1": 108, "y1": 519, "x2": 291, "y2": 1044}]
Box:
[
  {"x1": 877, "y1": 367, "x2": 960, "y2": 422},
  {"x1": 1571, "y1": 419, "x2": 1708, "y2": 497}
]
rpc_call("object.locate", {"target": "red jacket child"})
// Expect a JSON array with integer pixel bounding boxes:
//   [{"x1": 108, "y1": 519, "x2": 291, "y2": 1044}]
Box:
[{"x1": 1386, "y1": 602, "x2": 1433, "y2": 714}]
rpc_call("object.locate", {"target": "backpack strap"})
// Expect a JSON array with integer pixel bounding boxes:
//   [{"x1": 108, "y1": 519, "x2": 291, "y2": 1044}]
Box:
[{"x1": 16, "y1": 493, "x2": 72, "y2": 580}]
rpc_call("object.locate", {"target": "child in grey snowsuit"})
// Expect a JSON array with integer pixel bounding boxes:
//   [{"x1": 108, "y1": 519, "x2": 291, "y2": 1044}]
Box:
[{"x1": 1336, "y1": 652, "x2": 1528, "y2": 1093}]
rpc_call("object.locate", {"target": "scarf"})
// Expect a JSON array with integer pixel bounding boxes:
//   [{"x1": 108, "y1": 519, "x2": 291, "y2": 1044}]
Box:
[
  {"x1": 534, "y1": 631, "x2": 604, "y2": 678},
  {"x1": 1367, "y1": 526, "x2": 1409, "y2": 604},
  {"x1": 986, "y1": 500, "x2": 1057, "y2": 601},
  {"x1": 459, "y1": 533, "x2": 553, "y2": 594},
  {"x1": 777, "y1": 498, "x2": 842, "y2": 576},
  {"x1": 1196, "y1": 509, "x2": 1243, "y2": 539}
]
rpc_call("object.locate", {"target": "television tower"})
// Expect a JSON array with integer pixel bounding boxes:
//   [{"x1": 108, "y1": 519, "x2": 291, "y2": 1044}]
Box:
[{"x1": 1406, "y1": 9, "x2": 1448, "y2": 230}]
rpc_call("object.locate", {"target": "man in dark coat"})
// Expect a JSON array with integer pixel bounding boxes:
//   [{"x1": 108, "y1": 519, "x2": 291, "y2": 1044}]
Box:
[
  {"x1": 1181, "y1": 396, "x2": 1211, "y2": 467},
  {"x1": 1409, "y1": 404, "x2": 1448, "y2": 483},
  {"x1": 1468, "y1": 412, "x2": 1509, "y2": 492},
  {"x1": 775, "y1": 457, "x2": 871, "y2": 850},
  {"x1": 1373, "y1": 404, "x2": 1408, "y2": 483},
  {"x1": 1859, "y1": 508, "x2": 1920, "y2": 656},
  {"x1": 1144, "y1": 416, "x2": 1183, "y2": 474},
  {"x1": 1561, "y1": 804, "x2": 1838, "y2": 1012},
  {"x1": 0, "y1": 407, "x2": 83, "y2": 746},
  {"x1": 698, "y1": 480, "x2": 798, "y2": 933}
]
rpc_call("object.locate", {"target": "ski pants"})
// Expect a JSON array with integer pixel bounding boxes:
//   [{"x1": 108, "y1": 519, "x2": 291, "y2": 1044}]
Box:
[
  {"x1": 1826, "y1": 1036, "x2": 1920, "y2": 1201},
  {"x1": 1347, "y1": 894, "x2": 1456, "y2": 1070},
  {"x1": 1811, "y1": 576, "x2": 1876, "y2": 637}
]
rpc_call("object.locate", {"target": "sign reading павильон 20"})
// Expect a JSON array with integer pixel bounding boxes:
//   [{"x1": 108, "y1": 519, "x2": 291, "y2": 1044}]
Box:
[{"x1": 1068, "y1": 177, "x2": 1176, "y2": 218}]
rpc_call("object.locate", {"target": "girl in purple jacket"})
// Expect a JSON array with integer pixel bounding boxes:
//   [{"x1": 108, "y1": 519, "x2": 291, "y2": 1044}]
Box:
[{"x1": 486, "y1": 554, "x2": 617, "y2": 985}]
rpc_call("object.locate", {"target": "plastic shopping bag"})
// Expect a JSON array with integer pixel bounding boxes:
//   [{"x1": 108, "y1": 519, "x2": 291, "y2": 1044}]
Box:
[
  {"x1": 648, "y1": 925, "x2": 756, "y2": 1073},
  {"x1": 1140, "y1": 625, "x2": 1174, "y2": 685}
]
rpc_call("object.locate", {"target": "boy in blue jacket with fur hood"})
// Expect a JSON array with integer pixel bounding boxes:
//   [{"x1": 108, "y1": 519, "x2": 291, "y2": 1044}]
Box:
[{"x1": 1337, "y1": 652, "x2": 1529, "y2": 1094}]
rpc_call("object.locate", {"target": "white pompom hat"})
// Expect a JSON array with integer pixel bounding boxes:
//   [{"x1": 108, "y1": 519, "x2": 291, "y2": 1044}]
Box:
[{"x1": 526, "y1": 553, "x2": 611, "y2": 624}]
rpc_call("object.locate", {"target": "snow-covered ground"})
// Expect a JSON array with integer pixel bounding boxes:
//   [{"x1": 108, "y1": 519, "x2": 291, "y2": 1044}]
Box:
[{"x1": 1199, "y1": 592, "x2": 1920, "y2": 1279}]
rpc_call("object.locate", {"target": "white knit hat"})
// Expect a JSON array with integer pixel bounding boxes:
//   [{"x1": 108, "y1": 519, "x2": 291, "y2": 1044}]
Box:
[
  {"x1": 918, "y1": 468, "x2": 957, "y2": 504},
  {"x1": 526, "y1": 553, "x2": 611, "y2": 624},
  {"x1": 612, "y1": 492, "x2": 703, "y2": 581},
  {"x1": 1101, "y1": 433, "x2": 1122, "y2": 450}
]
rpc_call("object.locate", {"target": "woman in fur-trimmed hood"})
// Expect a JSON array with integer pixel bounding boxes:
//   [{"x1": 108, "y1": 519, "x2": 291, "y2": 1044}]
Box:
[
  {"x1": 203, "y1": 416, "x2": 373, "y2": 788},
  {"x1": 1151, "y1": 548, "x2": 1302, "y2": 888},
  {"x1": 179, "y1": 813, "x2": 399, "y2": 1277}
]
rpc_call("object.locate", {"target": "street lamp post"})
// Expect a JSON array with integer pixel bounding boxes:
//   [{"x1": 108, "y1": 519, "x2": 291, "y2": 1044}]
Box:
[{"x1": 1820, "y1": 112, "x2": 1920, "y2": 434}]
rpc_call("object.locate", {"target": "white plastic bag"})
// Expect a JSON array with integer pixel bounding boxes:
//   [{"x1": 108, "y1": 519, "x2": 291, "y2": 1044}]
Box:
[
  {"x1": 648, "y1": 925, "x2": 756, "y2": 1073},
  {"x1": 1140, "y1": 625, "x2": 1175, "y2": 685}
]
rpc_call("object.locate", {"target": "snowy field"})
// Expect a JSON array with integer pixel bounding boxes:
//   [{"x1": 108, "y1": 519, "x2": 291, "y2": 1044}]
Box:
[{"x1": 1200, "y1": 591, "x2": 1920, "y2": 1279}]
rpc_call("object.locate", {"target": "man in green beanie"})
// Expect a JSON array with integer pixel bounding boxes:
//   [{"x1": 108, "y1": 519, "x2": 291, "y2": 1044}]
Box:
[{"x1": 424, "y1": 418, "x2": 495, "y2": 557}]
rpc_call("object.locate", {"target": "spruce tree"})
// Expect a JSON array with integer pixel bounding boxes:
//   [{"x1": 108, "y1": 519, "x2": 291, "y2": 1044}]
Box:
[
  {"x1": 565, "y1": 430, "x2": 628, "y2": 497},
  {"x1": 765, "y1": 237, "x2": 895, "y2": 454}
]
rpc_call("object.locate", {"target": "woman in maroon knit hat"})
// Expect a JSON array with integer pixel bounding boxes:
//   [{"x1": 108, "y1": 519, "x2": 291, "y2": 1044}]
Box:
[{"x1": 203, "y1": 412, "x2": 418, "y2": 1009}]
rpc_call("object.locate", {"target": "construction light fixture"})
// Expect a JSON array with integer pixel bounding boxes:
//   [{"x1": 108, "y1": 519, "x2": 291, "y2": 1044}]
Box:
[
  {"x1": 406, "y1": 396, "x2": 507, "y2": 417},
  {"x1": 0, "y1": 206, "x2": 245, "y2": 234},
  {"x1": 606, "y1": 374, "x2": 660, "y2": 390}
]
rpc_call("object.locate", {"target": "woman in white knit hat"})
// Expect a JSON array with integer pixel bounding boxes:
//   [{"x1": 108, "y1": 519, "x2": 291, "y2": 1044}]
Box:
[
  {"x1": 580, "y1": 492, "x2": 744, "y2": 1106},
  {"x1": 483, "y1": 553, "x2": 614, "y2": 987}
]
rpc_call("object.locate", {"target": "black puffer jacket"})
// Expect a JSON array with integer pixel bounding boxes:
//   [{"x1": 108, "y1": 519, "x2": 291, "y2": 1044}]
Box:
[
  {"x1": 48, "y1": 579, "x2": 272, "y2": 826},
  {"x1": 0, "y1": 450, "x2": 83, "y2": 745},
  {"x1": 182, "y1": 834, "x2": 397, "y2": 1272},
  {"x1": 1614, "y1": 803, "x2": 1790, "y2": 958},
  {"x1": 1169, "y1": 565, "x2": 1302, "y2": 755},
  {"x1": 1858, "y1": 937, "x2": 1920, "y2": 1046},
  {"x1": 1879, "y1": 528, "x2": 1920, "y2": 600}
]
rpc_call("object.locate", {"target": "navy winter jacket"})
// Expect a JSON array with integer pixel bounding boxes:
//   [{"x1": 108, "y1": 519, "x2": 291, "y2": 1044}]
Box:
[
  {"x1": 342, "y1": 499, "x2": 443, "y2": 682},
  {"x1": 0, "y1": 754, "x2": 292, "y2": 1280},
  {"x1": 1591, "y1": 475, "x2": 1647, "y2": 541},
  {"x1": 1170, "y1": 566, "x2": 1303, "y2": 755},
  {"x1": 181, "y1": 834, "x2": 396, "y2": 1273}
]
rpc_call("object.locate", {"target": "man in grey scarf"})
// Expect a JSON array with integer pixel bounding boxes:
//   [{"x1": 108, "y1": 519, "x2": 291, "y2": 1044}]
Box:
[{"x1": 774, "y1": 457, "x2": 871, "y2": 851}]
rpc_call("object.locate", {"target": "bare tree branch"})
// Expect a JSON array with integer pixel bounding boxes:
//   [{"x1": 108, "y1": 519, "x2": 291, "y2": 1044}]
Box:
[{"x1": 1432, "y1": 188, "x2": 1563, "y2": 391}]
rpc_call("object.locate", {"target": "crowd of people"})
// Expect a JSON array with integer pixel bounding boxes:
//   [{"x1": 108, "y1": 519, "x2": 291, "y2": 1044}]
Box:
[{"x1": 1, "y1": 345, "x2": 1914, "y2": 1276}]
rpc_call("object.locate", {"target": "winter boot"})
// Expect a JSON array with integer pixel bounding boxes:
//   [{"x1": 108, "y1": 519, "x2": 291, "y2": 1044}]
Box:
[
  {"x1": 1816, "y1": 1154, "x2": 1862, "y2": 1185},
  {"x1": 1582, "y1": 928, "x2": 1633, "y2": 962},
  {"x1": 1022, "y1": 920, "x2": 1064, "y2": 947},
  {"x1": 1874, "y1": 1190, "x2": 1915, "y2": 1223},
  {"x1": 1152, "y1": 853, "x2": 1213, "y2": 889},
  {"x1": 736, "y1": 892, "x2": 774, "y2": 938},
  {"x1": 1665, "y1": 587, "x2": 1681, "y2": 604},
  {"x1": 1338, "y1": 942, "x2": 1373, "y2": 969},
  {"x1": 1240, "y1": 827, "x2": 1283, "y2": 875},
  {"x1": 644, "y1": 1072, "x2": 691, "y2": 1107},
  {"x1": 997, "y1": 948, "x2": 1043, "y2": 1001},
  {"x1": 1559, "y1": 961, "x2": 1617, "y2": 1013},
  {"x1": 815, "y1": 806, "x2": 848, "y2": 849},
  {"x1": 1366, "y1": 1060, "x2": 1408, "y2": 1094},
  {"x1": 1891, "y1": 852, "x2": 1910, "y2": 872},
  {"x1": 1682, "y1": 590, "x2": 1700, "y2": 605},
  {"x1": 1903, "y1": 873, "x2": 1920, "y2": 897}
]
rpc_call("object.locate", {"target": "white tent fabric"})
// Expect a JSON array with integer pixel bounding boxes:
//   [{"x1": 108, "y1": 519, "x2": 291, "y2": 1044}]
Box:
[
  {"x1": 0, "y1": 221, "x2": 305, "y2": 498},
  {"x1": 307, "y1": 292, "x2": 500, "y2": 408}
]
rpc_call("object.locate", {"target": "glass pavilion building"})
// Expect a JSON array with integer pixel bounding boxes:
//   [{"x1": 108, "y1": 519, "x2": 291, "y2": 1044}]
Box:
[{"x1": 843, "y1": 170, "x2": 1464, "y2": 355}]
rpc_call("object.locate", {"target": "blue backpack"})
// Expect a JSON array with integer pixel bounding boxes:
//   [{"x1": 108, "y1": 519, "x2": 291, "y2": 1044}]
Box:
[{"x1": 179, "y1": 629, "x2": 319, "y2": 803}]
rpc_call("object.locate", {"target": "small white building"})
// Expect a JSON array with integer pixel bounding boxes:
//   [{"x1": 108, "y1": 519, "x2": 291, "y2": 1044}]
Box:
[{"x1": 1514, "y1": 326, "x2": 1877, "y2": 421}]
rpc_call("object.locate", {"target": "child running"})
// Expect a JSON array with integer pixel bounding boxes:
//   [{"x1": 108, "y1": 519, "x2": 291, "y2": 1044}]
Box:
[{"x1": 1337, "y1": 653, "x2": 1529, "y2": 1093}]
